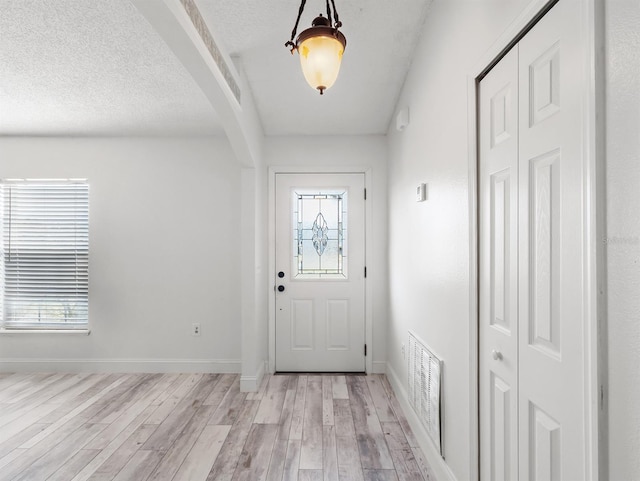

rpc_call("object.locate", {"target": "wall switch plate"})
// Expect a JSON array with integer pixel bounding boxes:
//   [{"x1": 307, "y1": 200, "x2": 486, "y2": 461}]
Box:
[
  {"x1": 416, "y1": 183, "x2": 427, "y2": 202},
  {"x1": 192, "y1": 323, "x2": 201, "y2": 336},
  {"x1": 396, "y1": 107, "x2": 410, "y2": 131}
]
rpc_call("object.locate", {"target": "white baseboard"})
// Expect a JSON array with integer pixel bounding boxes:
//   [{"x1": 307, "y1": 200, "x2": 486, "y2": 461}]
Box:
[
  {"x1": 372, "y1": 361, "x2": 387, "y2": 374},
  {"x1": 240, "y1": 360, "x2": 267, "y2": 392},
  {"x1": 0, "y1": 358, "x2": 242, "y2": 373},
  {"x1": 386, "y1": 362, "x2": 458, "y2": 481}
]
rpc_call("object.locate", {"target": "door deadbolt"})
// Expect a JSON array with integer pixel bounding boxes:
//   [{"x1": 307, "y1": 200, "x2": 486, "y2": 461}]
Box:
[{"x1": 277, "y1": 285, "x2": 285, "y2": 292}]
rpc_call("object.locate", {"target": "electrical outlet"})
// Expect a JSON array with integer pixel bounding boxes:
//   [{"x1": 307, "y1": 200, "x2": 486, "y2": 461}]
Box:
[
  {"x1": 192, "y1": 323, "x2": 201, "y2": 336},
  {"x1": 401, "y1": 343, "x2": 406, "y2": 360}
]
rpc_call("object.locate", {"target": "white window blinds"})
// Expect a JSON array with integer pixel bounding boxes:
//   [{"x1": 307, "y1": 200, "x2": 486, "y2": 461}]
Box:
[{"x1": 0, "y1": 180, "x2": 89, "y2": 329}]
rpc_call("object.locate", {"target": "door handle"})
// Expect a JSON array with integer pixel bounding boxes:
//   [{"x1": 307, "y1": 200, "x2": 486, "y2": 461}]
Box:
[
  {"x1": 277, "y1": 285, "x2": 285, "y2": 292},
  {"x1": 278, "y1": 271, "x2": 285, "y2": 278},
  {"x1": 492, "y1": 350, "x2": 503, "y2": 361}
]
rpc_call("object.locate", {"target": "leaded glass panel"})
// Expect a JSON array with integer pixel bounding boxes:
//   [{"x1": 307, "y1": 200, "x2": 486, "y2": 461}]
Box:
[{"x1": 292, "y1": 190, "x2": 347, "y2": 278}]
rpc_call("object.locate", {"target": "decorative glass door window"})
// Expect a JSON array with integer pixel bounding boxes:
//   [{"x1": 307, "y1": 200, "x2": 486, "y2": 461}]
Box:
[{"x1": 292, "y1": 189, "x2": 347, "y2": 278}]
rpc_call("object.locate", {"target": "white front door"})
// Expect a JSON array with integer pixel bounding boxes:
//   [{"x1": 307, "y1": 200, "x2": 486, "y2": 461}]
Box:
[
  {"x1": 479, "y1": 1, "x2": 587, "y2": 479},
  {"x1": 275, "y1": 173, "x2": 366, "y2": 372}
]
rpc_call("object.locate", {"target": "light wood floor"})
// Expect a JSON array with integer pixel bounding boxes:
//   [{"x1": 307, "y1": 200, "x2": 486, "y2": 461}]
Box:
[{"x1": 0, "y1": 372, "x2": 436, "y2": 481}]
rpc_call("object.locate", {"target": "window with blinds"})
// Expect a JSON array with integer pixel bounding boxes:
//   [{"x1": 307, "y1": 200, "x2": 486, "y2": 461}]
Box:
[{"x1": 0, "y1": 180, "x2": 89, "y2": 330}]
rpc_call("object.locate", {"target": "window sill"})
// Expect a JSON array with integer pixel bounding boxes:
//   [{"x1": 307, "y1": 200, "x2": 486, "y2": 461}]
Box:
[{"x1": 0, "y1": 329, "x2": 91, "y2": 335}]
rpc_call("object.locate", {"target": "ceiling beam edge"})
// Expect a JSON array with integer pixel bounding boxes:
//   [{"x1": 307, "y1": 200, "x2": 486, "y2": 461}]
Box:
[{"x1": 131, "y1": 0, "x2": 263, "y2": 168}]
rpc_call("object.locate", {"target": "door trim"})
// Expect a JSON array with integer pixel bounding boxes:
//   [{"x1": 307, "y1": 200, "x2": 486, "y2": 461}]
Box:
[
  {"x1": 268, "y1": 166, "x2": 373, "y2": 375},
  {"x1": 466, "y1": 1, "x2": 605, "y2": 480}
]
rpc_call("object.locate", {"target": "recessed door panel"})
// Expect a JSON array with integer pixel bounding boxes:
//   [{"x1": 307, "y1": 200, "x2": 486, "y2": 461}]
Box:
[
  {"x1": 491, "y1": 86, "x2": 514, "y2": 148},
  {"x1": 491, "y1": 373, "x2": 513, "y2": 481},
  {"x1": 326, "y1": 299, "x2": 350, "y2": 351},
  {"x1": 529, "y1": 42, "x2": 561, "y2": 127},
  {"x1": 291, "y1": 300, "x2": 314, "y2": 350},
  {"x1": 491, "y1": 169, "x2": 512, "y2": 333},
  {"x1": 529, "y1": 403, "x2": 561, "y2": 481},
  {"x1": 529, "y1": 149, "x2": 562, "y2": 358}
]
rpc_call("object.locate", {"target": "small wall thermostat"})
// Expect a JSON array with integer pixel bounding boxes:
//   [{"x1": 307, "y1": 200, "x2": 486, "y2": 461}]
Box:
[{"x1": 416, "y1": 183, "x2": 427, "y2": 202}]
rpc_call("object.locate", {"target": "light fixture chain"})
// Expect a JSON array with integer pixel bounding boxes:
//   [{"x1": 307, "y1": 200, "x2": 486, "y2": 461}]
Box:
[
  {"x1": 330, "y1": 0, "x2": 341, "y2": 27},
  {"x1": 325, "y1": 0, "x2": 332, "y2": 28},
  {"x1": 286, "y1": 0, "x2": 308, "y2": 50}
]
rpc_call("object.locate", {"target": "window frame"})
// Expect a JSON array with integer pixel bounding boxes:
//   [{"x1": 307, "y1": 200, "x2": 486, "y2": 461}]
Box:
[{"x1": 0, "y1": 178, "x2": 90, "y2": 333}]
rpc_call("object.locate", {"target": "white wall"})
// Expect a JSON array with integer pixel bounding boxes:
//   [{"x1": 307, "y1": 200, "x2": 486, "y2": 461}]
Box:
[
  {"x1": 253, "y1": 160, "x2": 270, "y2": 375},
  {"x1": 264, "y1": 135, "x2": 389, "y2": 372},
  {"x1": 385, "y1": 1, "x2": 535, "y2": 480},
  {"x1": 605, "y1": 0, "x2": 640, "y2": 479},
  {"x1": 0, "y1": 137, "x2": 242, "y2": 372}
]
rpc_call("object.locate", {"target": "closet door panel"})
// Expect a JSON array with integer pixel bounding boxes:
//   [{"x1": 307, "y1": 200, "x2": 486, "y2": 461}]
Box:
[
  {"x1": 479, "y1": 46, "x2": 519, "y2": 481},
  {"x1": 517, "y1": 1, "x2": 586, "y2": 479}
]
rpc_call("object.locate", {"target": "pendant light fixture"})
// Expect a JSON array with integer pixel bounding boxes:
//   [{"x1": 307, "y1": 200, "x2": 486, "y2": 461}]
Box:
[{"x1": 285, "y1": 0, "x2": 346, "y2": 95}]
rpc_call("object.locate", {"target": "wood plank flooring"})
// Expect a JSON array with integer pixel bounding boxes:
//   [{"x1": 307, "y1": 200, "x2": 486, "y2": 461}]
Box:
[{"x1": 0, "y1": 373, "x2": 436, "y2": 481}]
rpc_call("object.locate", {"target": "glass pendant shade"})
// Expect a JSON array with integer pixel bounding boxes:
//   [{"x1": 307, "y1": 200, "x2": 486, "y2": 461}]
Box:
[
  {"x1": 298, "y1": 34, "x2": 344, "y2": 94},
  {"x1": 293, "y1": 15, "x2": 346, "y2": 95}
]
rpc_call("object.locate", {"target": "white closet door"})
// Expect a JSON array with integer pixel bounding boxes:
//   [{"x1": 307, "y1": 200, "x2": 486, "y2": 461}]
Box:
[
  {"x1": 479, "y1": 46, "x2": 520, "y2": 481},
  {"x1": 517, "y1": 1, "x2": 585, "y2": 479},
  {"x1": 479, "y1": 1, "x2": 587, "y2": 479}
]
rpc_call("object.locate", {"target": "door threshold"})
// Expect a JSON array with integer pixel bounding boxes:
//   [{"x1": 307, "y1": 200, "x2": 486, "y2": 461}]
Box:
[{"x1": 274, "y1": 371, "x2": 367, "y2": 375}]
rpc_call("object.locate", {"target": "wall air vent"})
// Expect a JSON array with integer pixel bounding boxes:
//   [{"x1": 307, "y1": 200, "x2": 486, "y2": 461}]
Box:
[
  {"x1": 180, "y1": 0, "x2": 241, "y2": 104},
  {"x1": 408, "y1": 331, "x2": 443, "y2": 455}
]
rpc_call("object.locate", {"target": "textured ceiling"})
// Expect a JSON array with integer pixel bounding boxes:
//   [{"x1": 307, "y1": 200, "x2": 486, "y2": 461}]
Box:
[
  {"x1": 0, "y1": 0, "x2": 432, "y2": 137},
  {"x1": 0, "y1": 0, "x2": 223, "y2": 136}
]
